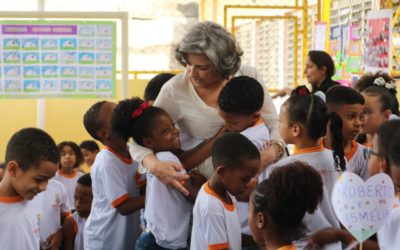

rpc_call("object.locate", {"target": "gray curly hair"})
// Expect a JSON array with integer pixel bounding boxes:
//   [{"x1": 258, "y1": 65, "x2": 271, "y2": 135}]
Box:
[{"x1": 175, "y1": 21, "x2": 243, "y2": 79}]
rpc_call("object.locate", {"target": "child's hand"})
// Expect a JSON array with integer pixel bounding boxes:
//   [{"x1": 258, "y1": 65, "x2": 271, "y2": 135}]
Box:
[
  {"x1": 46, "y1": 228, "x2": 63, "y2": 250},
  {"x1": 306, "y1": 228, "x2": 356, "y2": 249}
]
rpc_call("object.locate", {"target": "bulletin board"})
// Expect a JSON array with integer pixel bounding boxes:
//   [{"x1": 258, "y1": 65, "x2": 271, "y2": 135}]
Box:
[{"x1": 0, "y1": 20, "x2": 116, "y2": 98}]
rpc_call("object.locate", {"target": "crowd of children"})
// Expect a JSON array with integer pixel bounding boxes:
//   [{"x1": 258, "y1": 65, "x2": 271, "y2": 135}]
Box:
[{"x1": 0, "y1": 64, "x2": 399, "y2": 250}]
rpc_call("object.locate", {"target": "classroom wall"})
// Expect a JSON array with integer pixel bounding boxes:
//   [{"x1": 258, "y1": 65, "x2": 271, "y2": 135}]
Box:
[{"x1": 0, "y1": 79, "x2": 149, "y2": 162}]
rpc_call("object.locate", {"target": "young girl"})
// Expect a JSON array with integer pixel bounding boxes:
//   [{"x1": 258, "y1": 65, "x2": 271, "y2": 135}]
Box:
[
  {"x1": 261, "y1": 86, "x2": 341, "y2": 249},
  {"x1": 359, "y1": 75, "x2": 399, "y2": 147},
  {"x1": 112, "y1": 97, "x2": 211, "y2": 250},
  {"x1": 249, "y1": 161, "x2": 323, "y2": 250},
  {"x1": 54, "y1": 141, "x2": 84, "y2": 210}
]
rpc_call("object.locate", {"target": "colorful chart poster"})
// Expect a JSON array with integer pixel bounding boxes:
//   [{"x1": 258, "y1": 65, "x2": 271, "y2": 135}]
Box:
[
  {"x1": 0, "y1": 20, "x2": 116, "y2": 98},
  {"x1": 364, "y1": 10, "x2": 392, "y2": 73}
]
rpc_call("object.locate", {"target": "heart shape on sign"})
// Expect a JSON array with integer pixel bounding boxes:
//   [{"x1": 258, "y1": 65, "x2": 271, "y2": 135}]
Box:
[{"x1": 331, "y1": 172, "x2": 395, "y2": 242}]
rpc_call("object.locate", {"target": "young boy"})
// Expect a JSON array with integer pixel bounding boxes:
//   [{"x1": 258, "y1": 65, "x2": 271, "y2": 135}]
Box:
[
  {"x1": 218, "y1": 75, "x2": 271, "y2": 248},
  {"x1": 144, "y1": 72, "x2": 175, "y2": 105},
  {"x1": 79, "y1": 140, "x2": 100, "y2": 172},
  {"x1": 325, "y1": 85, "x2": 369, "y2": 180},
  {"x1": 83, "y1": 101, "x2": 145, "y2": 250},
  {"x1": 0, "y1": 128, "x2": 59, "y2": 250},
  {"x1": 64, "y1": 173, "x2": 93, "y2": 250},
  {"x1": 190, "y1": 133, "x2": 261, "y2": 250}
]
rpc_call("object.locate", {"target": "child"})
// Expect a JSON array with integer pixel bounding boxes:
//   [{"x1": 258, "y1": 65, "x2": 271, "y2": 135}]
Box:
[
  {"x1": 79, "y1": 140, "x2": 100, "y2": 172},
  {"x1": 359, "y1": 76, "x2": 399, "y2": 147},
  {"x1": 83, "y1": 101, "x2": 145, "y2": 250},
  {"x1": 191, "y1": 133, "x2": 261, "y2": 250},
  {"x1": 112, "y1": 97, "x2": 199, "y2": 249},
  {"x1": 64, "y1": 173, "x2": 93, "y2": 250},
  {"x1": 54, "y1": 141, "x2": 84, "y2": 210},
  {"x1": 40, "y1": 179, "x2": 70, "y2": 249},
  {"x1": 218, "y1": 75, "x2": 271, "y2": 248},
  {"x1": 0, "y1": 128, "x2": 59, "y2": 249},
  {"x1": 249, "y1": 161, "x2": 323, "y2": 250},
  {"x1": 325, "y1": 85, "x2": 369, "y2": 180},
  {"x1": 262, "y1": 86, "x2": 341, "y2": 249},
  {"x1": 144, "y1": 72, "x2": 175, "y2": 105}
]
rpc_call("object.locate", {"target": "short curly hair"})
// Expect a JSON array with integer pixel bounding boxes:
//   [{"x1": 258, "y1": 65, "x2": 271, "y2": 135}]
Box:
[
  {"x1": 175, "y1": 21, "x2": 243, "y2": 79},
  {"x1": 218, "y1": 76, "x2": 264, "y2": 115},
  {"x1": 83, "y1": 101, "x2": 107, "y2": 142},
  {"x1": 251, "y1": 161, "x2": 323, "y2": 243}
]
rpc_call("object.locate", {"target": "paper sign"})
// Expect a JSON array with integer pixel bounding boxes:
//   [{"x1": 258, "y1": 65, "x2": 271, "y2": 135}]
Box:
[{"x1": 331, "y1": 172, "x2": 395, "y2": 242}]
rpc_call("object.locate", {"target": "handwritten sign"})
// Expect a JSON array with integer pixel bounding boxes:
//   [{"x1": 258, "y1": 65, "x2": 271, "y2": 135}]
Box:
[{"x1": 331, "y1": 172, "x2": 394, "y2": 242}]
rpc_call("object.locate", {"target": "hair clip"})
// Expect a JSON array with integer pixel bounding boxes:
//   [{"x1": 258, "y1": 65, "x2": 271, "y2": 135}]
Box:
[
  {"x1": 297, "y1": 87, "x2": 309, "y2": 96},
  {"x1": 373, "y1": 77, "x2": 397, "y2": 91},
  {"x1": 131, "y1": 102, "x2": 150, "y2": 119}
]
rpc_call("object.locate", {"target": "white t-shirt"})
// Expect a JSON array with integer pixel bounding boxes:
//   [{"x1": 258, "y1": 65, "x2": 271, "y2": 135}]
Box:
[
  {"x1": 345, "y1": 141, "x2": 369, "y2": 181},
  {"x1": 66, "y1": 211, "x2": 86, "y2": 250},
  {"x1": 143, "y1": 151, "x2": 192, "y2": 249},
  {"x1": 40, "y1": 179, "x2": 70, "y2": 241},
  {"x1": 261, "y1": 145, "x2": 341, "y2": 250},
  {"x1": 191, "y1": 182, "x2": 241, "y2": 250},
  {"x1": 0, "y1": 194, "x2": 43, "y2": 250},
  {"x1": 237, "y1": 118, "x2": 270, "y2": 235},
  {"x1": 53, "y1": 169, "x2": 83, "y2": 209},
  {"x1": 378, "y1": 195, "x2": 400, "y2": 250},
  {"x1": 84, "y1": 147, "x2": 140, "y2": 250},
  {"x1": 129, "y1": 66, "x2": 281, "y2": 166}
]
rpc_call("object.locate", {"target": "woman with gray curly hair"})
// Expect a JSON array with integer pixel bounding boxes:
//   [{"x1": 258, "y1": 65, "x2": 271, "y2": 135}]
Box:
[{"x1": 129, "y1": 21, "x2": 282, "y2": 193}]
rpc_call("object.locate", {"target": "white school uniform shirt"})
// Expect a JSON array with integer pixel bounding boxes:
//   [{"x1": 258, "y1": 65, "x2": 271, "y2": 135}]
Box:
[
  {"x1": 143, "y1": 151, "x2": 192, "y2": 249},
  {"x1": 40, "y1": 179, "x2": 70, "y2": 241},
  {"x1": 66, "y1": 211, "x2": 86, "y2": 250},
  {"x1": 191, "y1": 182, "x2": 241, "y2": 250},
  {"x1": 237, "y1": 118, "x2": 270, "y2": 235},
  {"x1": 261, "y1": 145, "x2": 341, "y2": 250},
  {"x1": 345, "y1": 140, "x2": 369, "y2": 181},
  {"x1": 53, "y1": 169, "x2": 83, "y2": 209},
  {"x1": 84, "y1": 147, "x2": 140, "y2": 250},
  {"x1": 378, "y1": 195, "x2": 400, "y2": 250},
  {"x1": 0, "y1": 194, "x2": 43, "y2": 250}
]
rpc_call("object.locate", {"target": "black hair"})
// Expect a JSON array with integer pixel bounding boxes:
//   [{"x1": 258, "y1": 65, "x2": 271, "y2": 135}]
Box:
[
  {"x1": 390, "y1": 127, "x2": 400, "y2": 167},
  {"x1": 58, "y1": 141, "x2": 83, "y2": 169},
  {"x1": 251, "y1": 161, "x2": 323, "y2": 243},
  {"x1": 218, "y1": 76, "x2": 264, "y2": 115},
  {"x1": 79, "y1": 140, "x2": 100, "y2": 152},
  {"x1": 355, "y1": 71, "x2": 394, "y2": 92},
  {"x1": 325, "y1": 86, "x2": 365, "y2": 171},
  {"x1": 144, "y1": 73, "x2": 175, "y2": 102},
  {"x1": 5, "y1": 128, "x2": 59, "y2": 170},
  {"x1": 77, "y1": 173, "x2": 92, "y2": 187},
  {"x1": 211, "y1": 132, "x2": 260, "y2": 170},
  {"x1": 363, "y1": 86, "x2": 399, "y2": 116},
  {"x1": 83, "y1": 101, "x2": 107, "y2": 142},
  {"x1": 111, "y1": 97, "x2": 166, "y2": 146},
  {"x1": 377, "y1": 120, "x2": 400, "y2": 171},
  {"x1": 308, "y1": 50, "x2": 335, "y2": 80}
]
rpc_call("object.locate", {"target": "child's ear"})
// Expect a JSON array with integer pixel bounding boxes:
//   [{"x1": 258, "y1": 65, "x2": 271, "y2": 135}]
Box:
[
  {"x1": 142, "y1": 138, "x2": 155, "y2": 149},
  {"x1": 215, "y1": 165, "x2": 226, "y2": 176},
  {"x1": 291, "y1": 123, "x2": 301, "y2": 137},
  {"x1": 96, "y1": 128, "x2": 107, "y2": 141},
  {"x1": 256, "y1": 212, "x2": 266, "y2": 229},
  {"x1": 7, "y1": 161, "x2": 21, "y2": 177},
  {"x1": 383, "y1": 109, "x2": 392, "y2": 121},
  {"x1": 252, "y1": 112, "x2": 261, "y2": 123}
]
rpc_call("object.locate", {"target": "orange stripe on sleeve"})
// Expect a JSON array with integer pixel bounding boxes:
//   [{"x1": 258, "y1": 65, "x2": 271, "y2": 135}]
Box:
[
  {"x1": 208, "y1": 242, "x2": 229, "y2": 250},
  {"x1": 111, "y1": 193, "x2": 129, "y2": 208},
  {"x1": 66, "y1": 215, "x2": 78, "y2": 236}
]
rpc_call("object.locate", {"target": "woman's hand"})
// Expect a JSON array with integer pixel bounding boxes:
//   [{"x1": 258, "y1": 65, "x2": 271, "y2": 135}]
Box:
[{"x1": 144, "y1": 155, "x2": 190, "y2": 195}]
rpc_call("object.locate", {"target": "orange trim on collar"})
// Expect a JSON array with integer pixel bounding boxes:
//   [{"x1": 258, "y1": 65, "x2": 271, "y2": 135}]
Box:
[
  {"x1": 277, "y1": 244, "x2": 297, "y2": 250},
  {"x1": 208, "y1": 242, "x2": 229, "y2": 250},
  {"x1": 0, "y1": 195, "x2": 24, "y2": 203},
  {"x1": 293, "y1": 144, "x2": 324, "y2": 155},
  {"x1": 104, "y1": 146, "x2": 133, "y2": 164},
  {"x1": 364, "y1": 142, "x2": 373, "y2": 148},
  {"x1": 204, "y1": 182, "x2": 235, "y2": 212},
  {"x1": 345, "y1": 140, "x2": 358, "y2": 161},
  {"x1": 253, "y1": 117, "x2": 264, "y2": 126},
  {"x1": 58, "y1": 169, "x2": 78, "y2": 179}
]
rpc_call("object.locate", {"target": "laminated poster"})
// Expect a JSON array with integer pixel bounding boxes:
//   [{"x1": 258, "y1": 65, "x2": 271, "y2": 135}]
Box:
[{"x1": 0, "y1": 20, "x2": 116, "y2": 98}]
